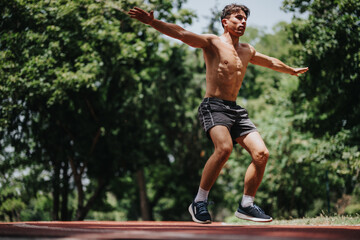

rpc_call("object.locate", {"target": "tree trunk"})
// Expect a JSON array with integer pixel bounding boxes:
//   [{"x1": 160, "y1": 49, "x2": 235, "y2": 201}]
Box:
[
  {"x1": 61, "y1": 159, "x2": 69, "y2": 220},
  {"x1": 69, "y1": 156, "x2": 85, "y2": 220},
  {"x1": 136, "y1": 168, "x2": 151, "y2": 220},
  {"x1": 76, "y1": 178, "x2": 107, "y2": 220},
  {"x1": 52, "y1": 159, "x2": 60, "y2": 220}
]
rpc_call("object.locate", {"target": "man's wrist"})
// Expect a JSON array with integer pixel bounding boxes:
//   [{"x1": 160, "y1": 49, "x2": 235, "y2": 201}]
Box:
[
  {"x1": 148, "y1": 18, "x2": 155, "y2": 26},
  {"x1": 290, "y1": 67, "x2": 296, "y2": 75}
]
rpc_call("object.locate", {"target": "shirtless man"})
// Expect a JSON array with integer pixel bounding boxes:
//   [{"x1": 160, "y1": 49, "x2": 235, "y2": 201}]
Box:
[{"x1": 128, "y1": 4, "x2": 308, "y2": 223}]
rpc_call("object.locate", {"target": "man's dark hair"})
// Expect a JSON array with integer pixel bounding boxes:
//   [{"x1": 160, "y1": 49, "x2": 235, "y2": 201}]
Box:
[{"x1": 221, "y1": 4, "x2": 250, "y2": 28}]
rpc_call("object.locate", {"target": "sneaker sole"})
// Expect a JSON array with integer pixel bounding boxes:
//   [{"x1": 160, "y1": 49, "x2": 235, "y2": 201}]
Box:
[
  {"x1": 235, "y1": 211, "x2": 273, "y2": 222},
  {"x1": 188, "y1": 204, "x2": 211, "y2": 224}
]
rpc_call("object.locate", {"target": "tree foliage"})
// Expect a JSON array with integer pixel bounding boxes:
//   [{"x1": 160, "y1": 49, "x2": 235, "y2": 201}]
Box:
[
  {"x1": 283, "y1": 0, "x2": 360, "y2": 138},
  {"x1": 281, "y1": 0, "x2": 360, "y2": 211},
  {"x1": 0, "y1": 0, "x2": 205, "y2": 221}
]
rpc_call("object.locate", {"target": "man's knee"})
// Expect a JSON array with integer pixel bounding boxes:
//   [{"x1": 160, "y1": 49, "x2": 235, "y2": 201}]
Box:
[
  {"x1": 214, "y1": 142, "x2": 233, "y2": 160},
  {"x1": 252, "y1": 148, "x2": 269, "y2": 167}
]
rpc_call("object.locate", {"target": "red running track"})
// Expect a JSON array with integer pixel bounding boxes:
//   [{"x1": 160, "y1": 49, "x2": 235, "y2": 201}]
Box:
[{"x1": 0, "y1": 221, "x2": 359, "y2": 240}]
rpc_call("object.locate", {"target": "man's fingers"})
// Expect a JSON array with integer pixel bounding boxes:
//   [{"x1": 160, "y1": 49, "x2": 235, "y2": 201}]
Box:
[
  {"x1": 297, "y1": 67, "x2": 309, "y2": 74},
  {"x1": 292, "y1": 67, "x2": 309, "y2": 76},
  {"x1": 128, "y1": 7, "x2": 151, "y2": 19},
  {"x1": 301, "y1": 68, "x2": 309, "y2": 74},
  {"x1": 134, "y1": 7, "x2": 147, "y2": 14},
  {"x1": 128, "y1": 9, "x2": 137, "y2": 15}
]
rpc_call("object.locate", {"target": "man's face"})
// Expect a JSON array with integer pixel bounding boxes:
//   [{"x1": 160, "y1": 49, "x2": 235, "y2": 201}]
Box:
[{"x1": 223, "y1": 10, "x2": 247, "y2": 37}]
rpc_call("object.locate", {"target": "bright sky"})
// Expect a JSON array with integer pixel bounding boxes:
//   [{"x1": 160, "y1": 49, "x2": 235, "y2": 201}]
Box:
[{"x1": 182, "y1": 0, "x2": 296, "y2": 34}]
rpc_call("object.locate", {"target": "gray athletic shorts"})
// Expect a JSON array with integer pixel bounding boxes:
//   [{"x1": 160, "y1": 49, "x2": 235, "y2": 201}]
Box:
[{"x1": 198, "y1": 97, "x2": 257, "y2": 143}]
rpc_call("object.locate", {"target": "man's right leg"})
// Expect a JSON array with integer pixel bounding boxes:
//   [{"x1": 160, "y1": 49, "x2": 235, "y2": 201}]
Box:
[
  {"x1": 189, "y1": 125, "x2": 233, "y2": 223},
  {"x1": 199, "y1": 126, "x2": 233, "y2": 191}
]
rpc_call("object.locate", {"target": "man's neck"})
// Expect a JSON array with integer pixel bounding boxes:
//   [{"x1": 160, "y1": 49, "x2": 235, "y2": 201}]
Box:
[{"x1": 220, "y1": 32, "x2": 240, "y2": 48}]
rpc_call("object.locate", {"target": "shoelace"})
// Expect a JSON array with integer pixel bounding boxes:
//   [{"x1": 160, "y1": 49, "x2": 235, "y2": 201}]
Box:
[
  {"x1": 196, "y1": 201, "x2": 214, "y2": 214},
  {"x1": 253, "y1": 204, "x2": 265, "y2": 214}
]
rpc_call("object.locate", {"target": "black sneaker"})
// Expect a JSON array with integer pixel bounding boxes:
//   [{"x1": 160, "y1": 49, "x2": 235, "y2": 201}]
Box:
[
  {"x1": 188, "y1": 201, "x2": 211, "y2": 224},
  {"x1": 235, "y1": 204, "x2": 273, "y2": 222}
]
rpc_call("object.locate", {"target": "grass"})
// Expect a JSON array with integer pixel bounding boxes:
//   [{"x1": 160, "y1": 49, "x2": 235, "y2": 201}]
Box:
[{"x1": 225, "y1": 214, "x2": 360, "y2": 226}]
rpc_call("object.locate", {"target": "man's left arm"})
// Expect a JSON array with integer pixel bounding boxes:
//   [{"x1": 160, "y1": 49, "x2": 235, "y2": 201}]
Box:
[{"x1": 250, "y1": 51, "x2": 308, "y2": 76}]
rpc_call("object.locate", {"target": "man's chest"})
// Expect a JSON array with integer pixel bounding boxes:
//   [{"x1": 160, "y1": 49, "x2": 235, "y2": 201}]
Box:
[{"x1": 217, "y1": 46, "x2": 252, "y2": 72}]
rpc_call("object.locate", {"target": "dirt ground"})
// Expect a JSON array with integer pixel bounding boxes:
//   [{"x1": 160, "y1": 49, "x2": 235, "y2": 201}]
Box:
[{"x1": 0, "y1": 221, "x2": 359, "y2": 240}]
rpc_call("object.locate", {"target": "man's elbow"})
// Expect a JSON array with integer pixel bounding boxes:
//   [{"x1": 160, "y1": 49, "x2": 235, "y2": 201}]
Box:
[
  {"x1": 270, "y1": 58, "x2": 281, "y2": 69},
  {"x1": 272, "y1": 58, "x2": 290, "y2": 72},
  {"x1": 177, "y1": 32, "x2": 195, "y2": 47},
  {"x1": 176, "y1": 29, "x2": 187, "y2": 42}
]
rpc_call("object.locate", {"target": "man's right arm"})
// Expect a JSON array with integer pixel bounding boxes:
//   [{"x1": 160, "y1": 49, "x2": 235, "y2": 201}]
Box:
[{"x1": 128, "y1": 7, "x2": 212, "y2": 49}]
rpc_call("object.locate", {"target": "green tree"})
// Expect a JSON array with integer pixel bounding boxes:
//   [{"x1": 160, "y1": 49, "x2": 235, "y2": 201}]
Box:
[
  {"x1": 283, "y1": 0, "x2": 360, "y2": 138},
  {"x1": 282, "y1": 0, "x2": 360, "y2": 205},
  {"x1": 0, "y1": 0, "x2": 203, "y2": 221}
]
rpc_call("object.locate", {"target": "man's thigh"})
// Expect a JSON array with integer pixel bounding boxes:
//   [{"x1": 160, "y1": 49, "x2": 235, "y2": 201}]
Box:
[
  {"x1": 209, "y1": 125, "x2": 233, "y2": 148},
  {"x1": 235, "y1": 131, "x2": 267, "y2": 157}
]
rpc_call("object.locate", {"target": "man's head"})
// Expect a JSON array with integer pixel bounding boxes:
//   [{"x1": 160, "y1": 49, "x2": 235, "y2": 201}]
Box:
[{"x1": 221, "y1": 4, "x2": 250, "y2": 28}]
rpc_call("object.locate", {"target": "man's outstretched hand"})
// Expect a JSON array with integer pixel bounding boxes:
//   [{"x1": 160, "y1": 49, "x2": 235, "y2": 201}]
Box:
[
  {"x1": 128, "y1": 7, "x2": 154, "y2": 25},
  {"x1": 292, "y1": 67, "x2": 309, "y2": 76}
]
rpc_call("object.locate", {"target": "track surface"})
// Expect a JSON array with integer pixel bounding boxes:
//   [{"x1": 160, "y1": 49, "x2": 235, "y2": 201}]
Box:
[{"x1": 0, "y1": 221, "x2": 359, "y2": 240}]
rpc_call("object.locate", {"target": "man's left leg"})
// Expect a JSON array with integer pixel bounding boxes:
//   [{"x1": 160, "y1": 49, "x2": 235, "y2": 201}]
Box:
[{"x1": 234, "y1": 131, "x2": 273, "y2": 222}]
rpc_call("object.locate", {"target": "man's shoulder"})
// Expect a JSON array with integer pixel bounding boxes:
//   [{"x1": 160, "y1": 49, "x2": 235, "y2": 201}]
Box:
[
  {"x1": 240, "y1": 42, "x2": 254, "y2": 49},
  {"x1": 239, "y1": 43, "x2": 256, "y2": 54},
  {"x1": 197, "y1": 34, "x2": 221, "y2": 49},
  {"x1": 200, "y1": 34, "x2": 219, "y2": 40}
]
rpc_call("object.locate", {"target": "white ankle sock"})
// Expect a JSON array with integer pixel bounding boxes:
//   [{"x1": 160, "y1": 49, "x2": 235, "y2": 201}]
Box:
[
  {"x1": 194, "y1": 187, "x2": 209, "y2": 202},
  {"x1": 241, "y1": 195, "x2": 254, "y2": 208}
]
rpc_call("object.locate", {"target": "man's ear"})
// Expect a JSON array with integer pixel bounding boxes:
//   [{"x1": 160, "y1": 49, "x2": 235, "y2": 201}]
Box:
[{"x1": 221, "y1": 18, "x2": 228, "y2": 28}]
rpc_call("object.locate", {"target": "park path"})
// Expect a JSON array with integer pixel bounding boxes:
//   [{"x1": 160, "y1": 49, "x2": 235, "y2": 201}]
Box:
[{"x1": 0, "y1": 221, "x2": 359, "y2": 239}]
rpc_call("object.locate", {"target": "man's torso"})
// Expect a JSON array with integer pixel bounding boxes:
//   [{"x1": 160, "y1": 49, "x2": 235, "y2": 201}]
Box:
[{"x1": 202, "y1": 36, "x2": 254, "y2": 101}]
